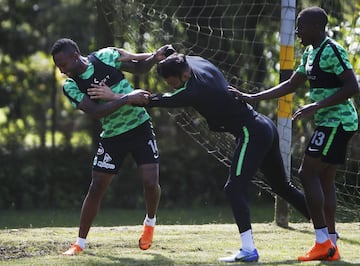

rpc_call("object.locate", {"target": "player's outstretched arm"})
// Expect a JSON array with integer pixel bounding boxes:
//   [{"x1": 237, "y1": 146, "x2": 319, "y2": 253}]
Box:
[
  {"x1": 115, "y1": 48, "x2": 152, "y2": 62},
  {"x1": 79, "y1": 86, "x2": 150, "y2": 119},
  {"x1": 119, "y1": 44, "x2": 175, "y2": 74},
  {"x1": 229, "y1": 72, "x2": 306, "y2": 104},
  {"x1": 228, "y1": 85, "x2": 258, "y2": 105}
]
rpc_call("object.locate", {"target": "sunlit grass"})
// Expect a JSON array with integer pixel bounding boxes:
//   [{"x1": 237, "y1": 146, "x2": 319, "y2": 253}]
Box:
[{"x1": 1, "y1": 223, "x2": 359, "y2": 265}]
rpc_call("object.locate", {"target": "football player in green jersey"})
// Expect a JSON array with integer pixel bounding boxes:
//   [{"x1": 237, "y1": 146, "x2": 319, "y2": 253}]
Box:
[
  {"x1": 51, "y1": 38, "x2": 171, "y2": 255},
  {"x1": 231, "y1": 6, "x2": 359, "y2": 262}
]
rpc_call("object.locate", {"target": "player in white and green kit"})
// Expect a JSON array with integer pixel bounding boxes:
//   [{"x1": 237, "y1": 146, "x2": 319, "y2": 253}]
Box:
[{"x1": 233, "y1": 6, "x2": 358, "y2": 262}]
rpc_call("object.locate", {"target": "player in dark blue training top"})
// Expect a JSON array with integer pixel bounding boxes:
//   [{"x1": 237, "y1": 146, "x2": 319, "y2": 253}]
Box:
[{"x1": 151, "y1": 53, "x2": 310, "y2": 263}]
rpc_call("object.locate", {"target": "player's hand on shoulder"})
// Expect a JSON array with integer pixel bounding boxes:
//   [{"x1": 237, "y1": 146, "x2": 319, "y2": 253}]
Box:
[
  {"x1": 87, "y1": 82, "x2": 116, "y2": 101},
  {"x1": 228, "y1": 85, "x2": 260, "y2": 105}
]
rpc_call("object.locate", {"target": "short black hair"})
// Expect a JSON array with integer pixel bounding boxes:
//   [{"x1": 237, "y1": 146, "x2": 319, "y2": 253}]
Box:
[
  {"x1": 50, "y1": 38, "x2": 80, "y2": 56},
  {"x1": 157, "y1": 53, "x2": 189, "y2": 79},
  {"x1": 298, "y1": 7, "x2": 328, "y2": 29}
]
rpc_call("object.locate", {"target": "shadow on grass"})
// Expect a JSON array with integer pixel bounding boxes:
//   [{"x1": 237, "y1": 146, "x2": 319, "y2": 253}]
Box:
[{"x1": 84, "y1": 251, "x2": 175, "y2": 266}]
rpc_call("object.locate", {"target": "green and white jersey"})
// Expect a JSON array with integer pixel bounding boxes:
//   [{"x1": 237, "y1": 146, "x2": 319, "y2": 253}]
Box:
[
  {"x1": 296, "y1": 37, "x2": 358, "y2": 131},
  {"x1": 63, "y1": 47, "x2": 150, "y2": 138}
]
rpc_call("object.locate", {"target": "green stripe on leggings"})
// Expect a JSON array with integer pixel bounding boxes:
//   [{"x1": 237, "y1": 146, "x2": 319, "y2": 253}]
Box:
[
  {"x1": 322, "y1": 127, "x2": 337, "y2": 156},
  {"x1": 236, "y1": 127, "x2": 249, "y2": 176}
]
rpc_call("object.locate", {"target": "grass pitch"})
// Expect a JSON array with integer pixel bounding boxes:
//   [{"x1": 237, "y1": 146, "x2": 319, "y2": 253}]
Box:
[{"x1": 1, "y1": 222, "x2": 359, "y2": 265}]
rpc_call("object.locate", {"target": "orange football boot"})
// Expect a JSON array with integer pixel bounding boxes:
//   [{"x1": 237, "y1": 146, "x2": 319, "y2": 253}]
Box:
[
  {"x1": 324, "y1": 246, "x2": 340, "y2": 261},
  {"x1": 298, "y1": 239, "x2": 336, "y2": 261},
  {"x1": 62, "y1": 243, "x2": 83, "y2": 256},
  {"x1": 139, "y1": 224, "x2": 154, "y2": 250}
]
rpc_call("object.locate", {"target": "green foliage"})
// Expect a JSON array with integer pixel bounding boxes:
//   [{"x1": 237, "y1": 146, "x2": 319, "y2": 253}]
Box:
[
  {"x1": 0, "y1": 146, "x2": 92, "y2": 209},
  {"x1": 0, "y1": 138, "x2": 231, "y2": 210},
  {"x1": 0, "y1": 0, "x2": 100, "y2": 146},
  {"x1": 0, "y1": 0, "x2": 359, "y2": 211}
]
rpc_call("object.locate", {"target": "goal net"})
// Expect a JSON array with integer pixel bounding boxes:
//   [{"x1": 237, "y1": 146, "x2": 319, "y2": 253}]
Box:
[{"x1": 99, "y1": 0, "x2": 360, "y2": 221}]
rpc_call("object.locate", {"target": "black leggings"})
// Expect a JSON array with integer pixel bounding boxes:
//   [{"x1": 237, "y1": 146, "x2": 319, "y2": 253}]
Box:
[{"x1": 224, "y1": 114, "x2": 310, "y2": 233}]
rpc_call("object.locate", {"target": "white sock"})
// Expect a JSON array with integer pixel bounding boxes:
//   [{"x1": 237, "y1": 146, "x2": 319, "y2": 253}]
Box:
[
  {"x1": 315, "y1": 227, "x2": 329, "y2": 243},
  {"x1": 76, "y1": 237, "x2": 86, "y2": 249},
  {"x1": 144, "y1": 214, "x2": 156, "y2": 227},
  {"x1": 240, "y1": 229, "x2": 256, "y2": 252},
  {"x1": 329, "y1": 233, "x2": 337, "y2": 246}
]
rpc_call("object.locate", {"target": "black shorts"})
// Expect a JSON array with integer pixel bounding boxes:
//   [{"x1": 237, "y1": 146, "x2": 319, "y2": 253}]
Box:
[
  {"x1": 305, "y1": 124, "x2": 355, "y2": 164},
  {"x1": 92, "y1": 120, "x2": 159, "y2": 174}
]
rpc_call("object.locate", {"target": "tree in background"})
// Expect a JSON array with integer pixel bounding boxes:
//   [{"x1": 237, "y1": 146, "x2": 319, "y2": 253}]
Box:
[{"x1": 0, "y1": 0, "x2": 358, "y2": 211}]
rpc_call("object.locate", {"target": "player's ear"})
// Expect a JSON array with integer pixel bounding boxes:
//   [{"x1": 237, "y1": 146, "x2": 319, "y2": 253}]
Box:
[
  {"x1": 72, "y1": 51, "x2": 80, "y2": 61},
  {"x1": 182, "y1": 70, "x2": 190, "y2": 81}
]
